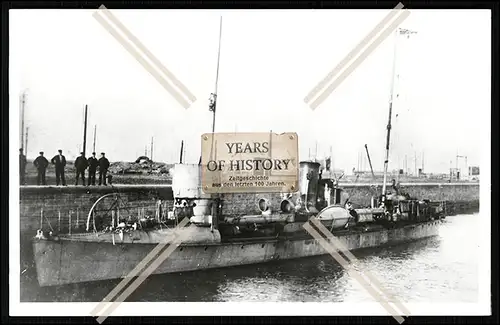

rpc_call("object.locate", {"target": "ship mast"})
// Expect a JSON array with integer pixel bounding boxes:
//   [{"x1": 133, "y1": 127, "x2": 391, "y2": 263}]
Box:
[
  {"x1": 209, "y1": 16, "x2": 223, "y2": 134},
  {"x1": 381, "y1": 28, "x2": 416, "y2": 201},
  {"x1": 25, "y1": 127, "x2": 29, "y2": 157}
]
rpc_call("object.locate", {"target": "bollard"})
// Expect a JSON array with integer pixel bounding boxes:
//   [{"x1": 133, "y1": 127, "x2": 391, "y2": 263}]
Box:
[
  {"x1": 40, "y1": 208, "x2": 43, "y2": 229},
  {"x1": 76, "y1": 208, "x2": 79, "y2": 229},
  {"x1": 58, "y1": 211, "x2": 61, "y2": 232},
  {"x1": 69, "y1": 211, "x2": 72, "y2": 235}
]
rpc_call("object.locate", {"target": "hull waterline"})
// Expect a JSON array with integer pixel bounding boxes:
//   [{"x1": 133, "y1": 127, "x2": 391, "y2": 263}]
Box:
[{"x1": 33, "y1": 220, "x2": 442, "y2": 287}]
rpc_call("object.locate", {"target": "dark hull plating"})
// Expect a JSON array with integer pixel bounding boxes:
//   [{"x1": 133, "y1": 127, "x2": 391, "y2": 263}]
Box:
[{"x1": 33, "y1": 220, "x2": 442, "y2": 287}]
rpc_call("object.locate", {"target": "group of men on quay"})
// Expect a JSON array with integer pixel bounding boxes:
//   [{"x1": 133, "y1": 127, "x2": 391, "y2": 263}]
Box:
[{"x1": 19, "y1": 148, "x2": 111, "y2": 186}]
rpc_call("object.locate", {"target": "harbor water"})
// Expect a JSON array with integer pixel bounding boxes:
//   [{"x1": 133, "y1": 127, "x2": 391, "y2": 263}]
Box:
[{"x1": 20, "y1": 213, "x2": 480, "y2": 303}]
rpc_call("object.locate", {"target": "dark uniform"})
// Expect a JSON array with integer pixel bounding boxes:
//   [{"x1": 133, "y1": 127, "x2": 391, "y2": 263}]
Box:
[
  {"x1": 87, "y1": 152, "x2": 99, "y2": 186},
  {"x1": 98, "y1": 153, "x2": 110, "y2": 186},
  {"x1": 19, "y1": 148, "x2": 27, "y2": 185},
  {"x1": 51, "y1": 150, "x2": 67, "y2": 186},
  {"x1": 33, "y1": 152, "x2": 49, "y2": 185},
  {"x1": 75, "y1": 152, "x2": 88, "y2": 185},
  {"x1": 391, "y1": 179, "x2": 400, "y2": 195}
]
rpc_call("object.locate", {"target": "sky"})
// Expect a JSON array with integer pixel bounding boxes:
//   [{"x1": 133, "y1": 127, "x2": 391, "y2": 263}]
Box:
[{"x1": 9, "y1": 9, "x2": 491, "y2": 174}]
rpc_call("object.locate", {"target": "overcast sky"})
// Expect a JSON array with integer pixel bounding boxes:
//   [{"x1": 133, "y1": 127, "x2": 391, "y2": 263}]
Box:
[{"x1": 10, "y1": 9, "x2": 490, "y2": 174}]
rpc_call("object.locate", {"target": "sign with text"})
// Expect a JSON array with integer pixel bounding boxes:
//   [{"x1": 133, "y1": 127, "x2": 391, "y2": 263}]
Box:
[{"x1": 201, "y1": 132, "x2": 299, "y2": 194}]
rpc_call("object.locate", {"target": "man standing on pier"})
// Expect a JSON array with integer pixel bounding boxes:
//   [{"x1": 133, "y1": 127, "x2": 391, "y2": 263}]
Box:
[
  {"x1": 391, "y1": 178, "x2": 400, "y2": 196},
  {"x1": 75, "y1": 152, "x2": 88, "y2": 186},
  {"x1": 19, "y1": 148, "x2": 27, "y2": 185},
  {"x1": 87, "y1": 152, "x2": 99, "y2": 186},
  {"x1": 33, "y1": 151, "x2": 48, "y2": 185},
  {"x1": 98, "y1": 152, "x2": 110, "y2": 186},
  {"x1": 51, "y1": 149, "x2": 67, "y2": 186}
]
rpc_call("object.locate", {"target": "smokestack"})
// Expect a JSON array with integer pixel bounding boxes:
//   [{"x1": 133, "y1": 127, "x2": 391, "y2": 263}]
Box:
[{"x1": 298, "y1": 161, "x2": 321, "y2": 213}]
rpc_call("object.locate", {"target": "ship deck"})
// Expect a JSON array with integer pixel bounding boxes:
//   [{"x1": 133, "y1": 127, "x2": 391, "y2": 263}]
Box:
[{"x1": 43, "y1": 219, "x2": 441, "y2": 246}]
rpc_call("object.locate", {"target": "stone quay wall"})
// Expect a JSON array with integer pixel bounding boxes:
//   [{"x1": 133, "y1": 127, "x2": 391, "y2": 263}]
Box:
[
  {"x1": 18, "y1": 183, "x2": 480, "y2": 236},
  {"x1": 220, "y1": 183, "x2": 480, "y2": 215},
  {"x1": 19, "y1": 185, "x2": 173, "y2": 236}
]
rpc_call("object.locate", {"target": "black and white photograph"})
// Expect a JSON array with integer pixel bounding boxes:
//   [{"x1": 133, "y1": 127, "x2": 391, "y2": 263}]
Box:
[{"x1": 9, "y1": 5, "x2": 491, "y2": 319}]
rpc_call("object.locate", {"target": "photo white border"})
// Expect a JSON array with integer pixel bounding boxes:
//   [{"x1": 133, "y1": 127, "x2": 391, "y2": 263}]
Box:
[{"x1": 8, "y1": 8, "x2": 492, "y2": 319}]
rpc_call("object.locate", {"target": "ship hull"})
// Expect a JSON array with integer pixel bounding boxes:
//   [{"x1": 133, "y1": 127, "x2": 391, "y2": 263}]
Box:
[{"x1": 33, "y1": 220, "x2": 441, "y2": 287}]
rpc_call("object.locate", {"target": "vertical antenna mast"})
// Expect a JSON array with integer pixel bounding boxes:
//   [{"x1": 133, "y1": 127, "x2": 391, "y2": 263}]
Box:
[
  {"x1": 20, "y1": 92, "x2": 26, "y2": 153},
  {"x1": 381, "y1": 30, "x2": 399, "y2": 201},
  {"x1": 83, "y1": 105, "x2": 88, "y2": 157},
  {"x1": 93, "y1": 125, "x2": 97, "y2": 153},
  {"x1": 151, "y1": 136, "x2": 154, "y2": 162},
  {"x1": 209, "y1": 16, "x2": 223, "y2": 134},
  {"x1": 25, "y1": 127, "x2": 29, "y2": 157},
  {"x1": 179, "y1": 140, "x2": 184, "y2": 164},
  {"x1": 381, "y1": 28, "x2": 416, "y2": 200}
]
